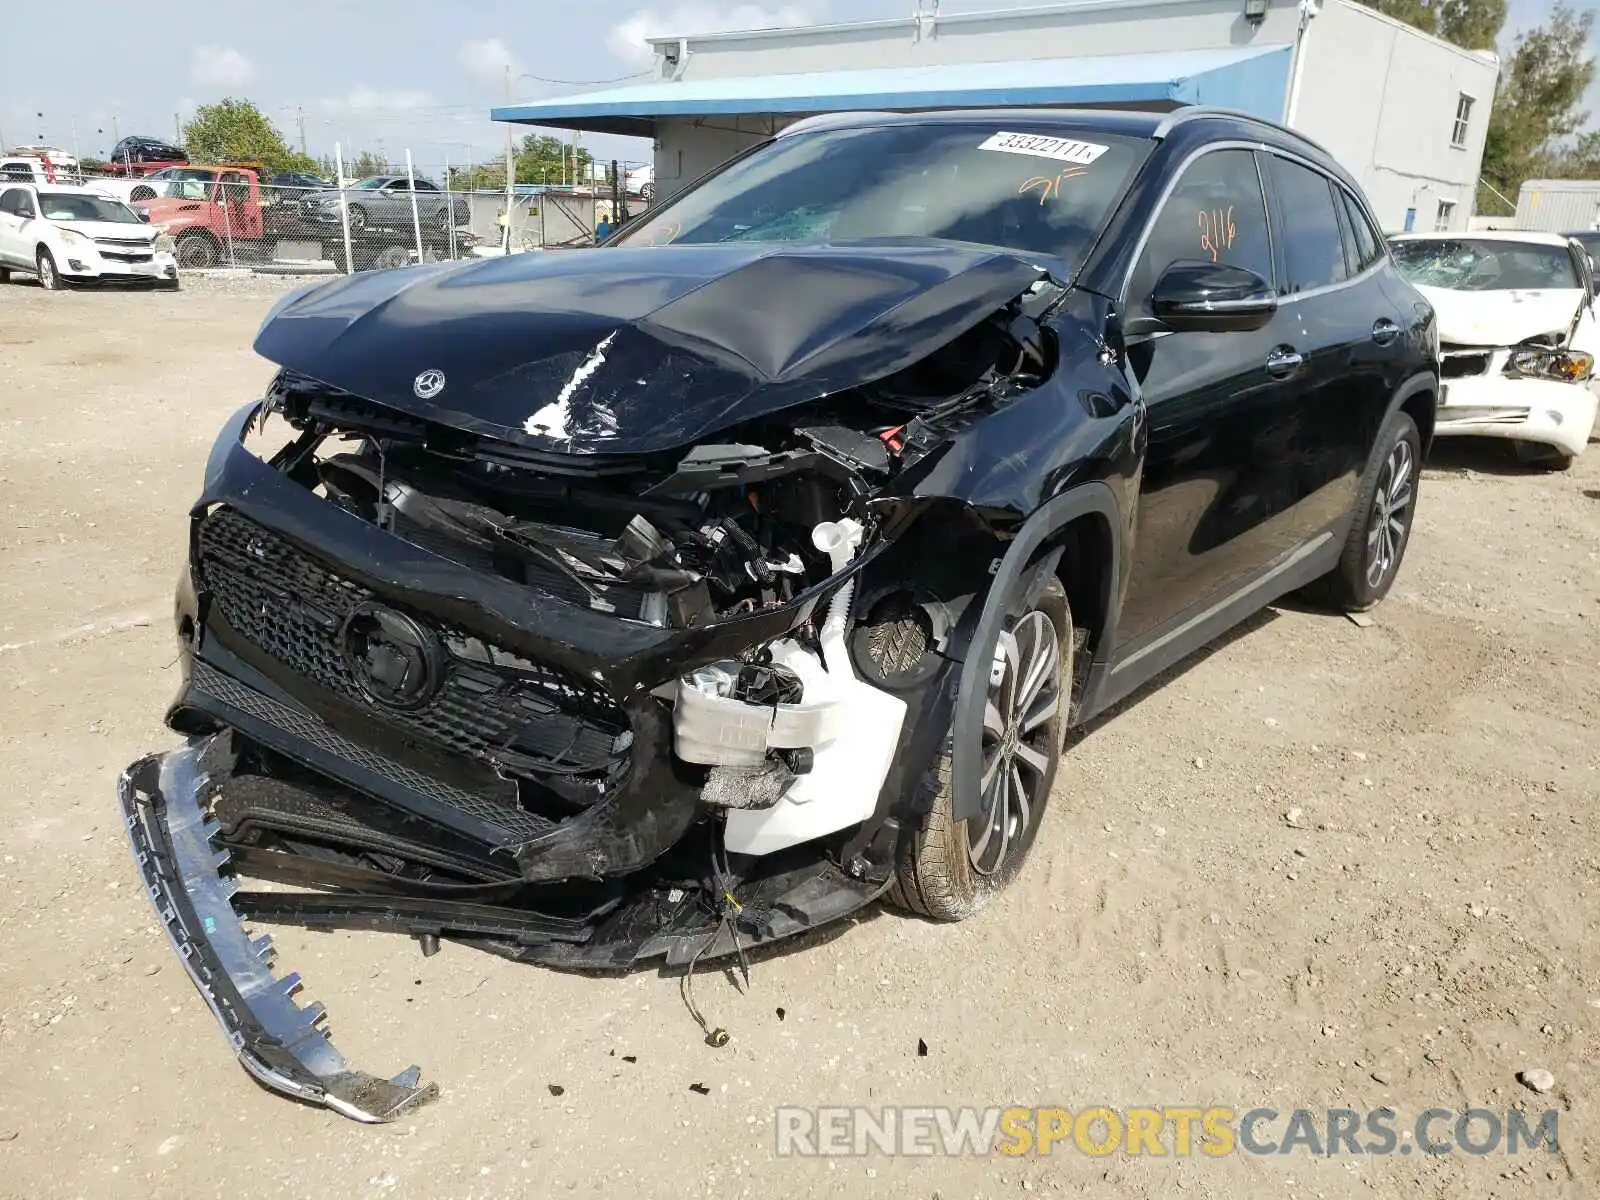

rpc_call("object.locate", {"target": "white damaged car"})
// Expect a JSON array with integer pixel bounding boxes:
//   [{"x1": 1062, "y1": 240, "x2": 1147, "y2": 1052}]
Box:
[
  {"x1": 0, "y1": 182, "x2": 179, "y2": 290},
  {"x1": 1390, "y1": 231, "x2": 1597, "y2": 469}
]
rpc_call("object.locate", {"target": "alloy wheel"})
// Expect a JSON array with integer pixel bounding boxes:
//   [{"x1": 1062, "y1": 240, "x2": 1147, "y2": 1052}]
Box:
[
  {"x1": 1365, "y1": 439, "x2": 1414, "y2": 588},
  {"x1": 968, "y1": 609, "x2": 1061, "y2": 875},
  {"x1": 37, "y1": 253, "x2": 57, "y2": 290}
]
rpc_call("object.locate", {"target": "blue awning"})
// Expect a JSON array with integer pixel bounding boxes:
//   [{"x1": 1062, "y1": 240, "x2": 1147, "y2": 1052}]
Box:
[{"x1": 493, "y1": 44, "x2": 1293, "y2": 136}]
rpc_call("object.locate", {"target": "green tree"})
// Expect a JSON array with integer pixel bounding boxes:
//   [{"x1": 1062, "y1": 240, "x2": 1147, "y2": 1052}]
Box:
[
  {"x1": 344, "y1": 150, "x2": 391, "y2": 178},
  {"x1": 1437, "y1": 0, "x2": 1506, "y2": 50},
  {"x1": 514, "y1": 134, "x2": 591, "y2": 185},
  {"x1": 183, "y1": 98, "x2": 319, "y2": 174},
  {"x1": 1562, "y1": 128, "x2": 1600, "y2": 176},
  {"x1": 1479, "y1": 4, "x2": 1596, "y2": 206},
  {"x1": 1357, "y1": 0, "x2": 1505, "y2": 48}
]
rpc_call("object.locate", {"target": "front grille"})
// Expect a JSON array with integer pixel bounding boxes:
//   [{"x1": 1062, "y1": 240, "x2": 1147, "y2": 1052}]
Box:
[
  {"x1": 1441, "y1": 351, "x2": 1491, "y2": 379},
  {"x1": 101, "y1": 251, "x2": 154, "y2": 264},
  {"x1": 195, "y1": 507, "x2": 630, "y2": 778},
  {"x1": 191, "y1": 660, "x2": 554, "y2": 842},
  {"x1": 95, "y1": 237, "x2": 153, "y2": 249}
]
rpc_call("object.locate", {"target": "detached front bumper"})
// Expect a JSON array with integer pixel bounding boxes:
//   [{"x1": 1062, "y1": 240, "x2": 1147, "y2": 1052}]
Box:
[
  {"x1": 1437, "y1": 376, "x2": 1598, "y2": 458},
  {"x1": 120, "y1": 743, "x2": 439, "y2": 1122}
]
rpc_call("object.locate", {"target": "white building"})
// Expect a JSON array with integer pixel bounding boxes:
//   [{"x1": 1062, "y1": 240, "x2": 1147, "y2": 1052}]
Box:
[{"x1": 495, "y1": 0, "x2": 1500, "y2": 233}]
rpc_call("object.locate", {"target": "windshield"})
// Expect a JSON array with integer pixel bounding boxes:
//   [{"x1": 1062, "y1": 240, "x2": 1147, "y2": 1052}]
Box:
[
  {"x1": 1391, "y1": 238, "x2": 1579, "y2": 291},
  {"x1": 615, "y1": 123, "x2": 1148, "y2": 268},
  {"x1": 38, "y1": 192, "x2": 142, "y2": 223},
  {"x1": 159, "y1": 180, "x2": 212, "y2": 200}
]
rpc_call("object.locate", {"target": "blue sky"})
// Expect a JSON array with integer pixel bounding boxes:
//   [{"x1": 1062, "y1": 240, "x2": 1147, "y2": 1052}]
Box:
[{"x1": 2, "y1": 0, "x2": 1594, "y2": 178}]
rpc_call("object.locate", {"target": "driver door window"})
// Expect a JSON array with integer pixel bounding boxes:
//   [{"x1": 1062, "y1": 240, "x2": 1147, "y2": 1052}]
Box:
[{"x1": 1130, "y1": 149, "x2": 1275, "y2": 308}]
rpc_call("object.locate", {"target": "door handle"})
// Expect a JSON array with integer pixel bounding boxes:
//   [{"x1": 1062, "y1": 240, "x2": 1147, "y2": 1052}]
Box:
[
  {"x1": 1265, "y1": 346, "x2": 1304, "y2": 377},
  {"x1": 1372, "y1": 318, "x2": 1401, "y2": 346}
]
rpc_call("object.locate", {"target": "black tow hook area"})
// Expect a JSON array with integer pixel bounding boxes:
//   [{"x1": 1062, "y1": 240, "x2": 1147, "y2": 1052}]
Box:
[{"x1": 119, "y1": 744, "x2": 439, "y2": 1123}]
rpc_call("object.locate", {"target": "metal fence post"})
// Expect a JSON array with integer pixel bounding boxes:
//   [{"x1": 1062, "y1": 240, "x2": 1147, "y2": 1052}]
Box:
[
  {"x1": 445, "y1": 152, "x2": 456, "y2": 262},
  {"x1": 503, "y1": 130, "x2": 515, "y2": 254},
  {"x1": 335, "y1": 142, "x2": 354, "y2": 275},
  {"x1": 405, "y1": 148, "x2": 423, "y2": 265},
  {"x1": 221, "y1": 194, "x2": 237, "y2": 267}
]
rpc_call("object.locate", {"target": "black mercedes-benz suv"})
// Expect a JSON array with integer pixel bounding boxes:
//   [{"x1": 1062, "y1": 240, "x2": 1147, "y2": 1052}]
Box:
[{"x1": 122, "y1": 107, "x2": 1438, "y2": 1120}]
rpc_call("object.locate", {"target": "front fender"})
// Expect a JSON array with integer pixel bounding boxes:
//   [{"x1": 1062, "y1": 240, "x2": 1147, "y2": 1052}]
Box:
[{"x1": 950, "y1": 481, "x2": 1124, "y2": 822}]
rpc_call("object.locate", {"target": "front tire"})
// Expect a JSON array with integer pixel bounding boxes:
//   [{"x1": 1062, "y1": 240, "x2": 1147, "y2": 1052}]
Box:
[
  {"x1": 1307, "y1": 409, "x2": 1421, "y2": 613},
  {"x1": 36, "y1": 248, "x2": 63, "y2": 291},
  {"x1": 888, "y1": 579, "x2": 1070, "y2": 921},
  {"x1": 346, "y1": 204, "x2": 368, "y2": 234},
  {"x1": 175, "y1": 231, "x2": 220, "y2": 269}
]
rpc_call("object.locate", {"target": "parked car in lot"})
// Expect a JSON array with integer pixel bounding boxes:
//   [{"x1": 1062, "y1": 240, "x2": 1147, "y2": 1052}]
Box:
[
  {"x1": 298, "y1": 173, "x2": 469, "y2": 233},
  {"x1": 0, "y1": 183, "x2": 178, "y2": 289},
  {"x1": 0, "y1": 154, "x2": 81, "y2": 185},
  {"x1": 121, "y1": 106, "x2": 1438, "y2": 1121},
  {"x1": 109, "y1": 135, "x2": 188, "y2": 167},
  {"x1": 1390, "y1": 231, "x2": 1597, "y2": 469},
  {"x1": 92, "y1": 164, "x2": 231, "y2": 204}
]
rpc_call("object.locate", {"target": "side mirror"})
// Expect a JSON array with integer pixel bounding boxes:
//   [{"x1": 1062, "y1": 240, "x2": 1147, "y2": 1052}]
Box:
[
  {"x1": 1150, "y1": 260, "x2": 1278, "y2": 333},
  {"x1": 137, "y1": 209, "x2": 151, "y2": 223}
]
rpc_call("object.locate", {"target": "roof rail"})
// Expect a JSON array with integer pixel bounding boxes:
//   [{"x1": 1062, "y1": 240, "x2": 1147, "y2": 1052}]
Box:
[{"x1": 1152, "y1": 106, "x2": 1334, "y2": 159}]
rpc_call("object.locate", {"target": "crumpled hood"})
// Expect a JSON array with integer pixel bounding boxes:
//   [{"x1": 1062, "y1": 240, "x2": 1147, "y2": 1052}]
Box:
[
  {"x1": 251, "y1": 241, "x2": 1047, "y2": 454},
  {"x1": 1416, "y1": 284, "x2": 1587, "y2": 348}
]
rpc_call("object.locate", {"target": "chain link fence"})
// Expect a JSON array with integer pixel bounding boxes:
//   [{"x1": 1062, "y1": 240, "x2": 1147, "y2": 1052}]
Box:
[{"x1": 78, "y1": 147, "x2": 656, "y2": 277}]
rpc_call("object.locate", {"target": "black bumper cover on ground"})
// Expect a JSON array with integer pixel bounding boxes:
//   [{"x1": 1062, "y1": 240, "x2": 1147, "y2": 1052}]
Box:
[{"x1": 120, "y1": 744, "x2": 439, "y2": 1122}]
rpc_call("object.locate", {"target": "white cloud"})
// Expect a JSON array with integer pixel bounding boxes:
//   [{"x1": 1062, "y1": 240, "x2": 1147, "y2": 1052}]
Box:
[
  {"x1": 608, "y1": 4, "x2": 814, "y2": 67},
  {"x1": 189, "y1": 46, "x2": 255, "y2": 90},
  {"x1": 458, "y1": 38, "x2": 520, "y2": 89},
  {"x1": 317, "y1": 89, "x2": 437, "y2": 115}
]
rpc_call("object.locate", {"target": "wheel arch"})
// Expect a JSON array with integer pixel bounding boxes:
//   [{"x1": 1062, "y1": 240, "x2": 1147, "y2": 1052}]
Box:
[
  {"x1": 949, "y1": 481, "x2": 1122, "y2": 822},
  {"x1": 1391, "y1": 370, "x2": 1439, "y2": 457}
]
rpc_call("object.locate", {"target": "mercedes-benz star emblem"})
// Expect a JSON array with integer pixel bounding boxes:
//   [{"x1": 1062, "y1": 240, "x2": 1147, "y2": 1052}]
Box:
[
  {"x1": 413, "y1": 369, "x2": 446, "y2": 399},
  {"x1": 340, "y1": 603, "x2": 445, "y2": 709}
]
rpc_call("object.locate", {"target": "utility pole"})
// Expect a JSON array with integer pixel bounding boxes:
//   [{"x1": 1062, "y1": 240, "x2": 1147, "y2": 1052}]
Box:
[
  {"x1": 174, "y1": 112, "x2": 181, "y2": 144},
  {"x1": 503, "y1": 64, "x2": 515, "y2": 253},
  {"x1": 296, "y1": 105, "x2": 307, "y2": 156},
  {"x1": 112, "y1": 115, "x2": 119, "y2": 143}
]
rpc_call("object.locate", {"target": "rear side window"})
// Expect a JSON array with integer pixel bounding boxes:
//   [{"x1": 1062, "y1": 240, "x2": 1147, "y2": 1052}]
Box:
[
  {"x1": 412, "y1": 179, "x2": 439, "y2": 192},
  {"x1": 1268, "y1": 156, "x2": 1349, "y2": 294},
  {"x1": 1130, "y1": 148, "x2": 1275, "y2": 306},
  {"x1": 1339, "y1": 188, "x2": 1384, "y2": 271}
]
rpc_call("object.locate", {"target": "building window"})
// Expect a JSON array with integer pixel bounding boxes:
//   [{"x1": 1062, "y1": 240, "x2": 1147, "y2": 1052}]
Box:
[
  {"x1": 1435, "y1": 200, "x2": 1457, "y2": 231},
  {"x1": 1452, "y1": 94, "x2": 1474, "y2": 147}
]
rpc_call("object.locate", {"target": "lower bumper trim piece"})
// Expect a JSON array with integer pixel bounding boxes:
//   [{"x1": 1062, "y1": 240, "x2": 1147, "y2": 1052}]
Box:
[{"x1": 119, "y1": 741, "x2": 439, "y2": 1123}]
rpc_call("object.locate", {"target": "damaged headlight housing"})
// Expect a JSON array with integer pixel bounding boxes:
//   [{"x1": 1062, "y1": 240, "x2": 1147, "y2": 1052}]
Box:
[
  {"x1": 153, "y1": 233, "x2": 176, "y2": 254},
  {"x1": 1506, "y1": 347, "x2": 1595, "y2": 383}
]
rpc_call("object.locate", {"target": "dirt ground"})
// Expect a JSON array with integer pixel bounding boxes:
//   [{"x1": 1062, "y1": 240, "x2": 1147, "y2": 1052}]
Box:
[{"x1": 1, "y1": 274, "x2": 1597, "y2": 1200}]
